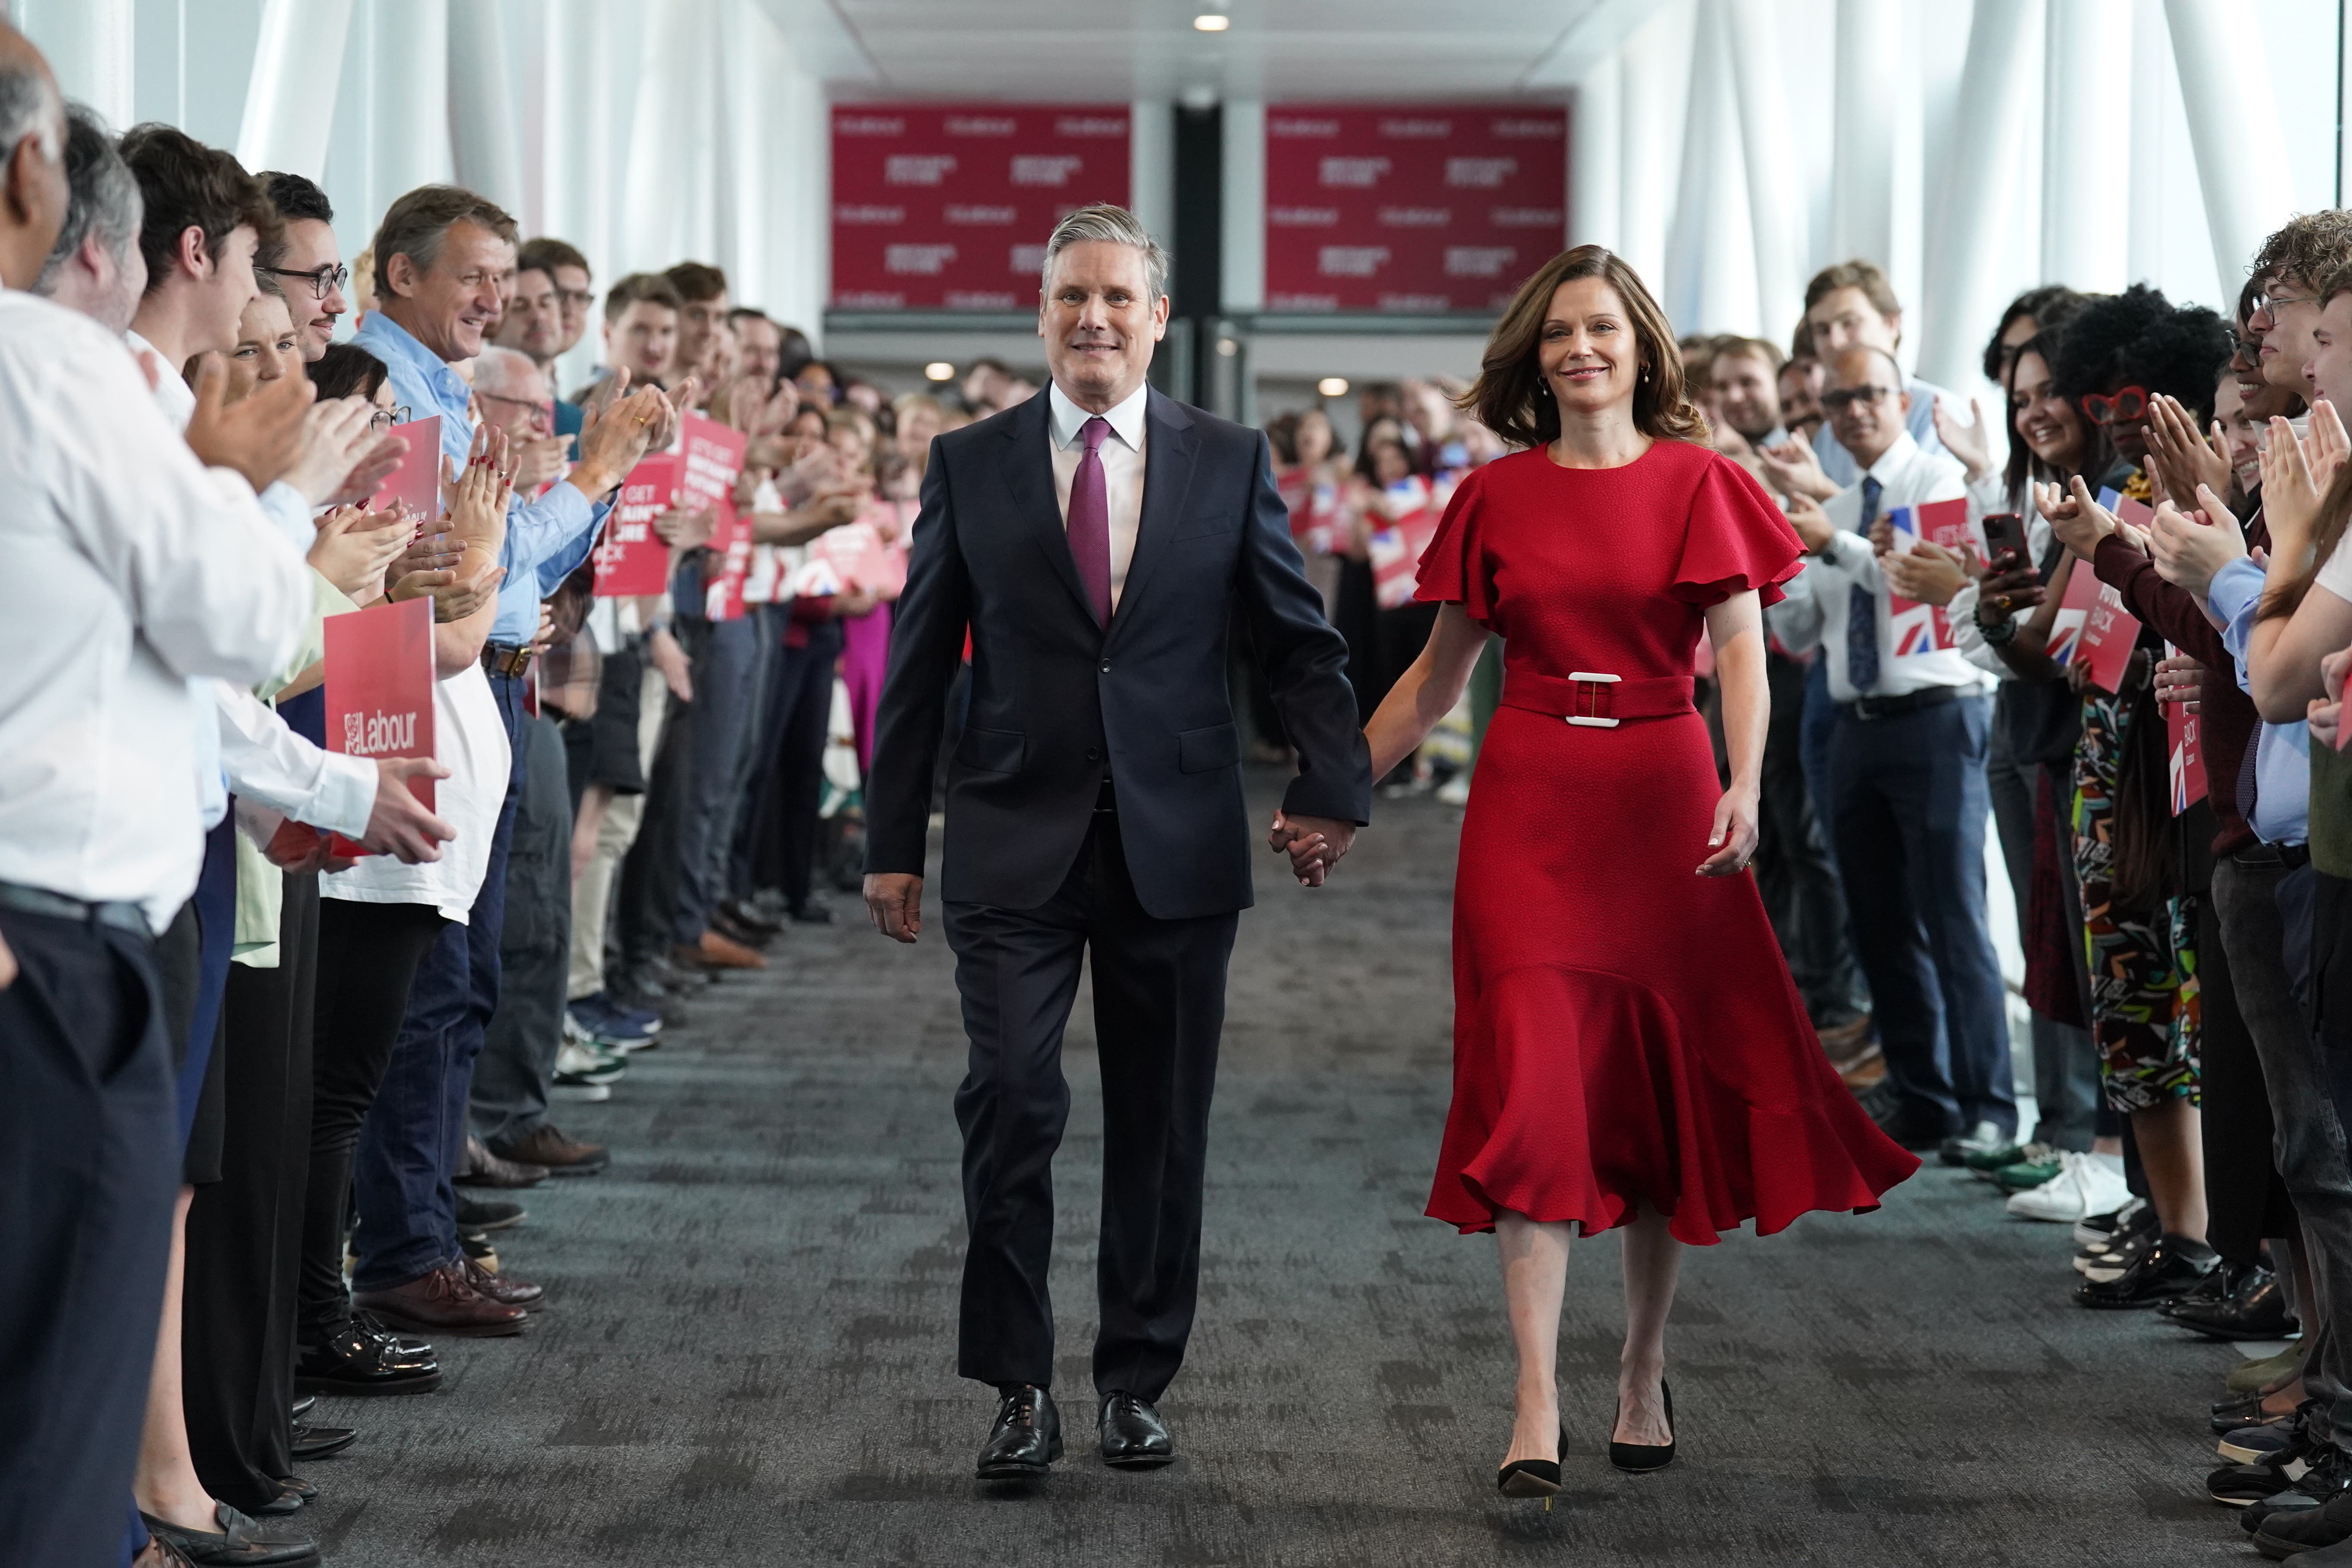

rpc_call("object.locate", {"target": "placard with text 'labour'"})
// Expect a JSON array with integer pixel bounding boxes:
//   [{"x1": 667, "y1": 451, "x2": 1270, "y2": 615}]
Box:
[{"x1": 324, "y1": 595, "x2": 435, "y2": 857}]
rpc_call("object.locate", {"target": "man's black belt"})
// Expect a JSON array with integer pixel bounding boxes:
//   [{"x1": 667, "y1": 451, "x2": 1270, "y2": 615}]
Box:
[
  {"x1": 2233, "y1": 842, "x2": 2313, "y2": 870},
  {"x1": 1842, "y1": 685, "x2": 1963, "y2": 723},
  {"x1": 0, "y1": 879, "x2": 150, "y2": 936}
]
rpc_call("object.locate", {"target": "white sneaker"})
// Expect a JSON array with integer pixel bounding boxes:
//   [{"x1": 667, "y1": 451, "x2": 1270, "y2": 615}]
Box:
[{"x1": 2007, "y1": 1151, "x2": 2133, "y2": 1224}]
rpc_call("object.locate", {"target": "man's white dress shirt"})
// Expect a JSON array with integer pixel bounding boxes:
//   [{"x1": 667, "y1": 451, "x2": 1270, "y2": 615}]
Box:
[
  {"x1": 1047, "y1": 380, "x2": 1147, "y2": 612},
  {"x1": 0, "y1": 292, "x2": 314, "y2": 931},
  {"x1": 1770, "y1": 429, "x2": 1991, "y2": 705}
]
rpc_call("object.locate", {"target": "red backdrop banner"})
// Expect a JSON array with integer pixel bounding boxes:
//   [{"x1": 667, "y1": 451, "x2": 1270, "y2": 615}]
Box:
[
  {"x1": 1264, "y1": 105, "x2": 1567, "y2": 313},
  {"x1": 832, "y1": 104, "x2": 1131, "y2": 310}
]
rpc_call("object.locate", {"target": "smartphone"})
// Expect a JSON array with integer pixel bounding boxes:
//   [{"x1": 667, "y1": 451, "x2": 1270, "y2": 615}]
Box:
[{"x1": 1980, "y1": 511, "x2": 2028, "y2": 569}]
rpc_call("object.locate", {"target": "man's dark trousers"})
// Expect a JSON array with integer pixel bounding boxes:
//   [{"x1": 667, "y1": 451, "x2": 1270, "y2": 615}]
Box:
[
  {"x1": 473, "y1": 712, "x2": 573, "y2": 1146},
  {"x1": 1827, "y1": 692, "x2": 2016, "y2": 1140},
  {"x1": 0, "y1": 904, "x2": 176, "y2": 1568},
  {"x1": 946, "y1": 804, "x2": 1237, "y2": 1401}
]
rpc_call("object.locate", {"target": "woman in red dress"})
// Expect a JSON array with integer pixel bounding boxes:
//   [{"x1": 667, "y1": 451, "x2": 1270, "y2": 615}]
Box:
[{"x1": 1347, "y1": 247, "x2": 1919, "y2": 1499}]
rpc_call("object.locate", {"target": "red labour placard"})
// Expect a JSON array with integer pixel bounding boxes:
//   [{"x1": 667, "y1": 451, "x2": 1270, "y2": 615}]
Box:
[
  {"x1": 323, "y1": 596, "x2": 435, "y2": 857},
  {"x1": 831, "y1": 104, "x2": 1131, "y2": 310},
  {"x1": 592, "y1": 453, "x2": 679, "y2": 597},
  {"x1": 678, "y1": 415, "x2": 749, "y2": 620},
  {"x1": 1264, "y1": 105, "x2": 1567, "y2": 313},
  {"x1": 370, "y1": 415, "x2": 442, "y2": 519}
]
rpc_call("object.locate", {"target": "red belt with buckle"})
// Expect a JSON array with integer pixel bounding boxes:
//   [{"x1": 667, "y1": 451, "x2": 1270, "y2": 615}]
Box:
[{"x1": 1500, "y1": 669, "x2": 1695, "y2": 728}]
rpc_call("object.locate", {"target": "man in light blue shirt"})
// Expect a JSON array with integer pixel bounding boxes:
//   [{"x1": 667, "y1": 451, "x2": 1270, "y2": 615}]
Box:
[
  {"x1": 2211, "y1": 555, "x2": 2311, "y2": 845},
  {"x1": 1761, "y1": 260, "x2": 1952, "y2": 496}
]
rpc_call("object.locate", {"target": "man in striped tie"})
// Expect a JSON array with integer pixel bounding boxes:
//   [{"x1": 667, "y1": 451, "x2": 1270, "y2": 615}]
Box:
[{"x1": 862, "y1": 204, "x2": 1370, "y2": 1485}]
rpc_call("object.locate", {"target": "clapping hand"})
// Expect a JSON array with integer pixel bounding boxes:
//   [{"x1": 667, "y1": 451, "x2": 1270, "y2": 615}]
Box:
[
  {"x1": 1880, "y1": 538, "x2": 1973, "y2": 607},
  {"x1": 1757, "y1": 436, "x2": 1837, "y2": 503},
  {"x1": 307, "y1": 504, "x2": 412, "y2": 600},
  {"x1": 2144, "y1": 394, "x2": 2233, "y2": 505},
  {"x1": 1267, "y1": 810, "x2": 1357, "y2": 887},
  {"x1": 2036, "y1": 476, "x2": 2121, "y2": 562},
  {"x1": 184, "y1": 353, "x2": 313, "y2": 492},
  {"x1": 2261, "y1": 400, "x2": 2349, "y2": 553},
  {"x1": 1785, "y1": 494, "x2": 1836, "y2": 553},
  {"x1": 2148, "y1": 490, "x2": 2247, "y2": 599},
  {"x1": 1933, "y1": 395, "x2": 1992, "y2": 483}
]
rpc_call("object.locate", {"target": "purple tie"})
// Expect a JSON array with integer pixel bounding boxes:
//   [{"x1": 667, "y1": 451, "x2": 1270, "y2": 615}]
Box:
[{"x1": 1068, "y1": 415, "x2": 1112, "y2": 625}]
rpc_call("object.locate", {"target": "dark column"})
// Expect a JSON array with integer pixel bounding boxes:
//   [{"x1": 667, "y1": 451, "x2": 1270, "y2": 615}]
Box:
[{"x1": 1168, "y1": 103, "x2": 1223, "y2": 408}]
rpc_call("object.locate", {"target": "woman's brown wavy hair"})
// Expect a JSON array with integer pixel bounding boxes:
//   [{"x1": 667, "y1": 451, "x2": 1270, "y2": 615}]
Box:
[{"x1": 1457, "y1": 245, "x2": 1711, "y2": 449}]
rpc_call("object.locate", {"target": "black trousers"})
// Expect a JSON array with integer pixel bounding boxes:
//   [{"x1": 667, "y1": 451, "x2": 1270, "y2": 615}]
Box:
[
  {"x1": 2199, "y1": 886, "x2": 2296, "y2": 1264},
  {"x1": 617, "y1": 681, "x2": 691, "y2": 976},
  {"x1": 1752, "y1": 649, "x2": 1864, "y2": 1027},
  {"x1": 185, "y1": 874, "x2": 318, "y2": 1512},
  {"x1": 743, "y1": 620, "x2": 840, "y2": 912},
  {"x1": 0, "y1": 906, "x2": 175, "y2": 1568},
  {"x1": 943, "y1": 809, "x2": 1239, "y2": 1402},
  {"x1": 303, "y1": 898, "x2": 446, "y2": 1341}
]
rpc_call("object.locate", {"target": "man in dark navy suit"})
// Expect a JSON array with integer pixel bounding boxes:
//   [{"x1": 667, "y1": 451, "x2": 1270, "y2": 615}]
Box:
[{"x1": 863, "y1": 204, "x2": 1371, "y2": 1482}]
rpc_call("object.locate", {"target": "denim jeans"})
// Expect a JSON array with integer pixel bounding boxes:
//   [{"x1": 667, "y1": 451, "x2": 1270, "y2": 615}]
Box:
[
  {"x1": 1827, "y1": 692, "x2": 2017, "y2": 1139},
  {"x1": 672, "y1": 613, "x2": 762, "y2": 944},
  {"x1": 351, "y1": 670, "x2": 528, "y2": 1288},
  {"x1": 471, "y1": 713, "x2": 572, "y2": 1145}
]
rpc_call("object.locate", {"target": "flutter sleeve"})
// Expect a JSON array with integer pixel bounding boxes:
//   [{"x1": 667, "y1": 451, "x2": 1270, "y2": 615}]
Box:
[
  {"x1": 1413, "y1": 465, "x2": 1494, "y2": 623},
  {"x1": 1673, "y1": 451, "x2": 1807, "y2": 609}
]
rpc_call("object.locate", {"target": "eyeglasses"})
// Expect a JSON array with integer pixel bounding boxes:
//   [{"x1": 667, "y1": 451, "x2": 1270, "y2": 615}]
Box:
[
  {"x1": 2081, "y1": 386, "x2": 2149, "y2": 425},
  {"x1": 476, "y1": 389, "x2": 554, "y2": 429},
  {"x1": 1820, "y1": 384, "x2": 1897, "y2": 413},
  {"x1": 556, "y1": 288, "x2": 595, "y2": 311},
  {"x1": 2235, "y1": 331, "x2": 2266, "y2": 362},
  {"x1": 262, "y1": 263, "x2": 350, "y2": 301},
  {"x1": 369, "y1": 403, "x2": 411, "y2": 432}
]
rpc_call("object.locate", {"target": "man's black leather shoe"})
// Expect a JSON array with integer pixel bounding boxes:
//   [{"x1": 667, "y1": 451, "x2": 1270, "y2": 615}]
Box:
[
  {"x1": 977, "y1": 1385, "x2": 1061, "y2": 1480},
  {"x1": 293, "y1": 1318, "x2": 442, "y2": 1396},
  {"x1": 2165, "y1": 1265, "x2": 2299, "y2": 1340},
  {"x1": 2075, "y1": 1234, "x2": 2219, "y2": 1308},
  {"x1": 290, "y1": 1420, "x2": 357, "y2": 1461},
  {"x1": 1098, "y1": 1391, "x2": 1175, "y2": 1468},
  {"x1": 139, "y1": 1504, "x2": 318, "y2": 1567},
  {"x1": 289, "y1": 1395, "x2": 315, "y2": 1421}
]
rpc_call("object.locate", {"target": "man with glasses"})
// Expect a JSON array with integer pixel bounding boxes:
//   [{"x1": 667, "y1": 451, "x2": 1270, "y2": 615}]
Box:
[
  {"x1": 1761, "y1": 260, "x2": 1953, "y2": 498},
  {"x1": 495, "y1": 236, "x2": 594, "y2": 444},
  {"x1": 256, "y1": 171, "x2": 347, "y2": 363},
  {"x1": 1769, "y1": 345, "x2": 2012, "y2": 1161}
]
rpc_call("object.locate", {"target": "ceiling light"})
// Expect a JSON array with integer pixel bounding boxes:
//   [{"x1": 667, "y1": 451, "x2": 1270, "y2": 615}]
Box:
[
  {"x1": 1216, "y1": 337, "x2": 1238, "y2": 357},
  {"x1": 1317, "y1": 376, "x2": 1349, "y2": 397},
  {"x1": 924, "y1": 361, "x2": 954, "y2": 382},
  {"x1": 1193, "y1": 13, "x2": 1230, "y2": 31}
]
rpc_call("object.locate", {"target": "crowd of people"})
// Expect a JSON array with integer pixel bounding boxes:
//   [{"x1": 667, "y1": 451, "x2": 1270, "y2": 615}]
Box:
[{"x1": 16, "y1": 4, "x2": 2352, "y2": 1557}]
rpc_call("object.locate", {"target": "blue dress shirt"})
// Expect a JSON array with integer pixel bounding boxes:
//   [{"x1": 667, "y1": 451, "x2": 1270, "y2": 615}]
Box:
[
  {"x1": 352, "y1": 312, "x2": 609, "y2": 643},
  {"x1": 2211, "y1": 556, "x2": 2310, "y2": 845}
]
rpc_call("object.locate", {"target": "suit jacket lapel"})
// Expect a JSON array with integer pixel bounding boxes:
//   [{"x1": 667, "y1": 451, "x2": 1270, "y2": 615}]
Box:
[
  {"x1": 1110, "y1": 388, "x2": 1196, "y2": 641},
  {"x1": 998, "y1": 390, "x2": 1095, "y2": 623}
]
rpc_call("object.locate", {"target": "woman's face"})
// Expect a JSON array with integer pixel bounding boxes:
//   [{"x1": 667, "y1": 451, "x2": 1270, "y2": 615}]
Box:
[
  {"x1": 796, "y1": 363, "x2": 836, "y2": 404},
  {"x1": 896, "y1": 403, "x2": 941, "y2": 458},
  {"x1": 1296, "y1": 409, "x2": 1333, "y2": 466},
  {"x1": 225, "y1": 294, "x2": 299, "y2": 403},
  {"x1": 2215, "y1": 374, "x2": 2262, "y2": 493},
  {"x1": 2009, "y1": 350, "x2": 2084, "y2": 472},
  {"x1": 2094, "y1": 372, "x2": 2152, "y2": 465},
  {"x1": 1995, "y1": 312, "x2": 2039, "y2": 381},
  {"x1": 829, "y1": 422, "x2": 871, "y2": 473},
  {"x1": 1369, "y1": 435, "x2": 1411, "y2": 486},
  {"x1": 1538, "y1": 275, "x2": 1640, "y2": 424}
]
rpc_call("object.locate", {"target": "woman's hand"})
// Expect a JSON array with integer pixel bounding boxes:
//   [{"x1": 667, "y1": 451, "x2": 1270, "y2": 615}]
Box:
[
  {"x1": 2144, "y1": 394, "x2": 2232, "y2": 504},
  {"x1": 1698, "y1": 784, "x2": 1760, "y2": 876},
  {"x1": 1932, "y1": 395, "x2": 1992, "y2": 483},
  {"x1": 2039, "y1": 476, "x2": 2119, "y2": 562},
  {"x1": 444, "y1": 428, "x2": 517, "y2": 549},
  {"x1": 307, "y1": 504, "x2": 411, "y2": 599},
  {"x1": 1973, "y1": 564, "x2": 2045, "y2": 626},
  {"x1": 2149, "y1": 490, "x2": 2248, "y2": 599}
]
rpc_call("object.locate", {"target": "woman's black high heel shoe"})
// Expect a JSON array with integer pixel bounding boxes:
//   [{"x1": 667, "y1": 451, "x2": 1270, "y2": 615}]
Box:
[
  {"x1": 1609, "y1": 1380, "x2": 1676, "y2": 1473},
  {"x1": 1497, "y1": 1427, "x2": 1569, "y2": 1510}
]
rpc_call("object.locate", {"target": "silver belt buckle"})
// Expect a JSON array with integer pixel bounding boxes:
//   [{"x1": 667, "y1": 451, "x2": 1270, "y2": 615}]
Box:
[{"x1": 1565, "y1": 671, "x2": 1621, "y2": 728}]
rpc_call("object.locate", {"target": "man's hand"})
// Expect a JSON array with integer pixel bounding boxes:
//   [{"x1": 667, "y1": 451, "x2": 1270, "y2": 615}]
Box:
[
  {"x1": 649, "y1": 625, "x2": 693, "y2": 702},
  {"x1": 2154, "y1": 652, "x2": 2203, "y2": 708},
  {"x1": 307, "y1": 505, "x2": 412, "y2": 599},
  {"x1": 2314, "y1": 646, "x2": 2352, "y2": 750},
  {"x1": 184, "y1": 354, "x2": 313, "y2": 492},
  {"x1": 1757, "y1": 437, "x2": 1838, "y2": 503},
  {"x1": 1785, "y1": 494, "x2": 1837, "y2": 554},
  {"x1": 529, "y1": 602, "x2": 558, "y2": 656},
  {"x1": 1267, "y1": 811, "x2": 1357, "y2": 887},
  {"x1": 511, "y1": 434, "x2": 570, "y2": 491},
  {"x1": 390, "y1": 562, "x2": 505, "y2": 623},
  {"x1": 2263, "y1": 408, "x2": 2336, "y2": 551},
  {"x1": 325, "y1": 426, "x2": 407, "y2": 509},
  {"x1": 263, "y1": 818, "x2": 356, "y2": 876},
  {"x1": 1881, "y1": 538, "x2": 1971, "y2": 606},
  {"x1": 2037, "y1": 476, "x2": 2121, "y2": 561},
  {"x1": 651, "y1": 504, "x2": 717, "y2": 551},
  {"x1": 1698, "y1": 784, "x2": 1760, "y2": 876},
  {"x1": 2148, "y1": 490, "x2": 2248, "y2": 598},
  {"x1": 864, "y1": 872, "x2": 924, "y2": 942},
  {"x1": 572, "y1": 370, "x2": 688, "y2": 497},
  {"x1": 359, "y1": 757, "x2": 455, "y2": 863},
  {"x1": 278, "y1": 396, "x2": 384, "y2": 505},
  {"x1": 1932, "y1": 395, "x2": 1992, "y2": 483}
]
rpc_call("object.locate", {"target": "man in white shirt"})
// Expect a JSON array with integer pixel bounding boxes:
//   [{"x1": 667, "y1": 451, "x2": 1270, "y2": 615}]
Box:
[
  {"x1": 1760, "y1": 260, "x2": 1953, "y2": 497},
  {"x1": 0, "y1": 31, "x2": 324, "y2": 1566},
  {"x1": 1771, "y1": 345, "x2": 2015, "y2": 1159}
]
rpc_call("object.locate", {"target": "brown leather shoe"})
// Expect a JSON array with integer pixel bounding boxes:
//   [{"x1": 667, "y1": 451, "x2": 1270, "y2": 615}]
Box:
[
  {"x1": 489, "y1": 1123, "x2": 610, "y2": 1177},
  {"x1": 692, "y1": 929, "x2": 766, "y2": 970},
  {"x1": 456, "y1": 1133, "x2": 547, "y2": 1189},
  {"x1": 462, "y1": 1255, "x2": 545, "y2": 1311},
  {"x1": 351, "y1": 1263, "x2": 525, "y2": 1337}
]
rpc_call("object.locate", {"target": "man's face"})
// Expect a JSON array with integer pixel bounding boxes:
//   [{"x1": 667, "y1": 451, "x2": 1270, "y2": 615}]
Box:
[
  {"x1": 389, "y1": 218, "x2": 514, "y2": 363},
  {"x1": 1037, "y1": 240, "x2": 1166, "y2": 409},
  {"x1": 476, "y1": 360, "x2": 553, "y2": 439},
  {"x1": 552, "y1": 264, "x2": 592, "y2": 354},
  {"x1": 605, "y1": 300, "x2": 677, "y2": 382},
  {"x1": 1777, "y1": 358, "x2": 1824, "y2": 437},
  {"x1": 496, "y1": 266, "x2": 565, "y2": 365},
  {"x1": 0, "y1": 79, "x2": 68, "y2": 287},
  {"x1": 734, "y1": 315, "x2": 782, "y2": 385},
  {"x1": 272, "y1": 216, "x2": 346, "y2": 361},
  {"x1": 223, "y1": 291, "x2": 298, "y2": 403},
  {"x1": 1824, "y1": 347, "x2": 1909, "y2": 466},
  {"x1": 2262, "y1": 272, "x2": 2324, "y2": 393},
  {"x1": 1805, "y1": 285, "x2": 1901, "y2": 359},
  {"x1": 674, "y1": 291, "x2": 730, "y2": 385},
  {"x1": 2308, "y1": 292, "x2": 2352, "y2": 410},
  {"x1": 186, "y1": 222, "x2": 262, "y2": 357},
  {"x1": 1711, "y1": 349, "x2": 1783, "y2": 442}
]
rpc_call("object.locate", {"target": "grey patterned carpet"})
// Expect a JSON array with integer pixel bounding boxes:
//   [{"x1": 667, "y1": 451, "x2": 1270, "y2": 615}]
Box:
[{"x1": 309, "y1": 774, "x2": 2247, "y2": 1566}]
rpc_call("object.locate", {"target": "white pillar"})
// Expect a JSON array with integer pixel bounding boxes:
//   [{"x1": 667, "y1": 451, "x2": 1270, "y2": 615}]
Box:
[
  {"x1": 1666, "y1": 0, "x2": 1757, "y2": 335},
  {"x1": 2164, "y1": 0, "x2": 2297, "y2": 294},
  {"x1": 237, "y1": 0, "x2": 354, "y2": 180},
  {"x1": 1829, "y1": 0, "x2": 1899, "y2": 267},
  {"x1": 1568, "y1": 54, "x2": 1621, "y2": 253},
  {"x1": 21, "y1": 0, "x2": 136, "y2": 129},
  {"x1": 1918, "y1": 0, "x2": 2041, "y2": 389},
  {"x1": 448, "y1": 0, "x2": 525, "y2": 215},
  {"x1": 2041, "y1": 0, "x2": 2129, "y2": 291},
  {"x1": 1220, "y1": 99, "x2": 1265, "y2": 313},
  {"x1": 1724, "y1": 0, "x2": 1801, "y2": 338},
  {"x1": 1130, "y1": 100, "x2": 1176, "y2": 254},
  {"x1": 369, "y1": 0, "x2": 452, "y2": 204},
  {"x1": 1616, "y1": 0, "x2": 1694, "y2": 291}
]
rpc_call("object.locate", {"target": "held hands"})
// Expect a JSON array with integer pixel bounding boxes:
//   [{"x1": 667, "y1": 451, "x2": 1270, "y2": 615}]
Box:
[
  {"x1": 184, "y1": 354, "x2": 313, "y2": 493},
  {"x1": 1267, "y1": 811, "x2": 1357, "y2": 887},
  {"x1": 1698, "y1": 785, "x2": 1760, "y2": 876},
  {"x1": 1932, "y1": 395, "x2": 1992, "y2": 483},
  {"x1": 864, "y1": 872, "x2": 923, "y2": 942}
]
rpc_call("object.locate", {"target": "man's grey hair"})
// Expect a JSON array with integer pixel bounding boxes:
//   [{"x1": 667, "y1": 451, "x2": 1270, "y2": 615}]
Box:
[
  {"x1": 0, "y1": 53, "x2": 61, "y2": 166},
  {"x1": 1040, "y1": 203, "x2": 1169, "y2": 305},
  {"x1": 473, "y1": 344, "x2": 544, "y2": 396},
  {"x1": 36, "y1": 103, "x2": 141, "y2": 293}
]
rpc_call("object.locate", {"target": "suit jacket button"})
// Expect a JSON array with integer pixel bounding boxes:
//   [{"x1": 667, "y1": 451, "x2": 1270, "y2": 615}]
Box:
[
  {"x1": 1086, "y1": 748, "x2": 1101, "y2": 762},
  {"x1": 1099, "y1": 660, "x2": 1110, "y2": 672}
]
